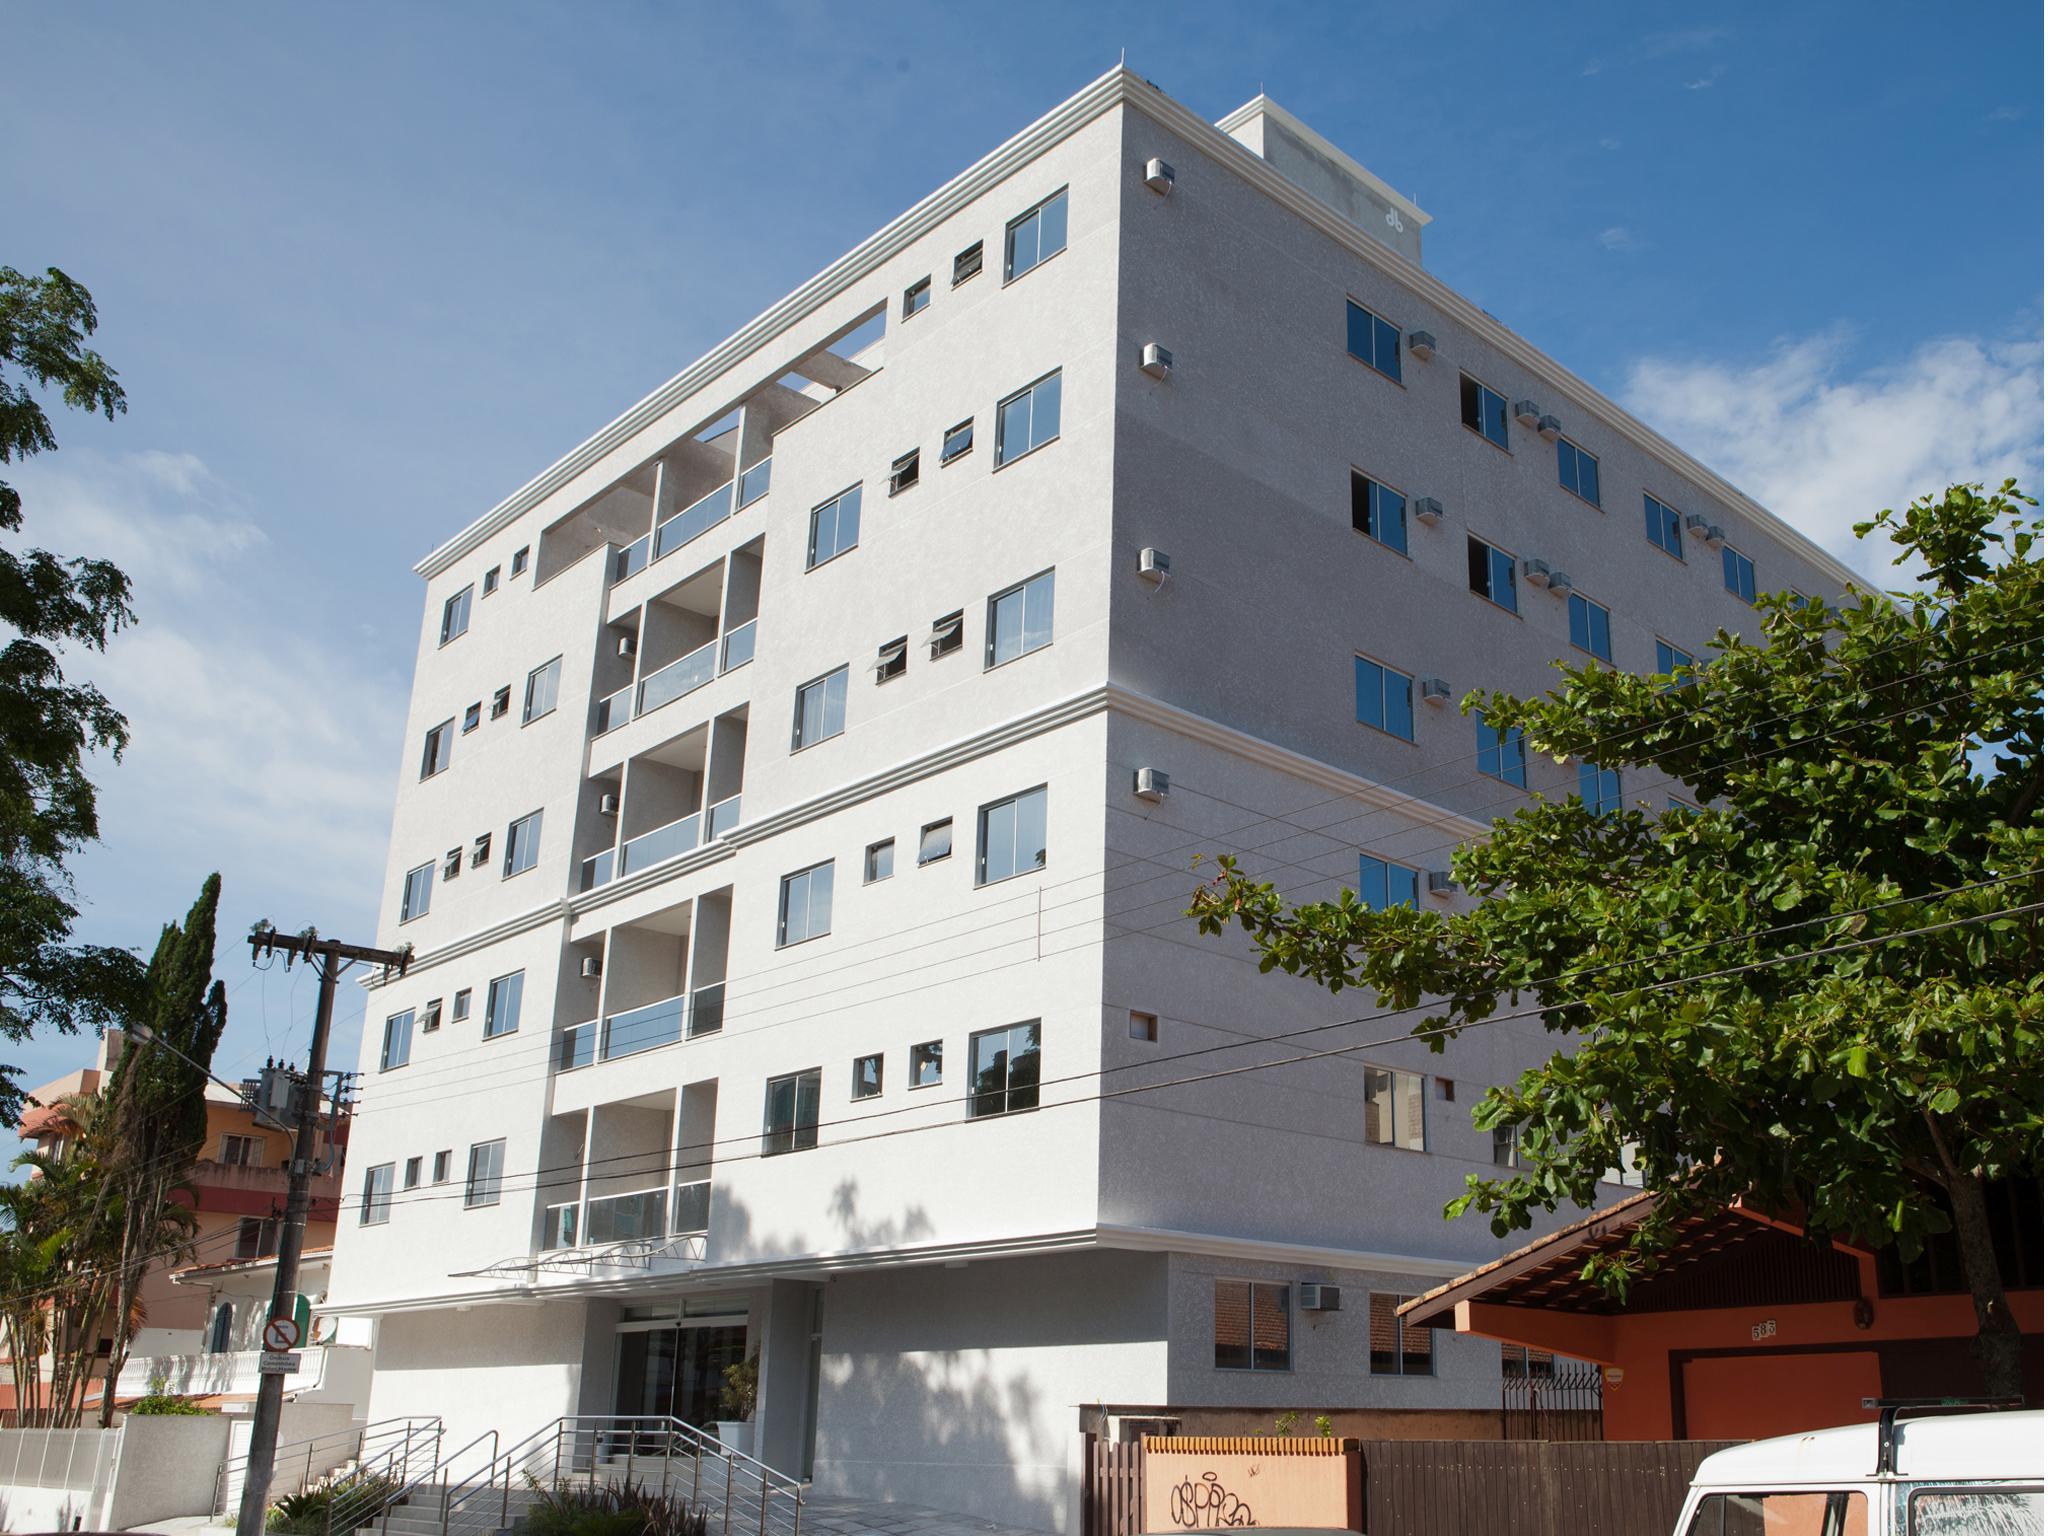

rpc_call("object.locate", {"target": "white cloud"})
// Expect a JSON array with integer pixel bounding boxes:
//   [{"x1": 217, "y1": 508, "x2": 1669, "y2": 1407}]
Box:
[
  {"x1": 1684, "y1": 72, "x2": 1722, "y2": 91},
  {"x1": 1598, "y1": 226, "x2": 1644, "y2": 253},
  {"x1": 16, "y1": 447, "x2": 407, "y2": 956},
  {"x1": 1621, "y1": 330, "x2": 2045, "y2": 581}
]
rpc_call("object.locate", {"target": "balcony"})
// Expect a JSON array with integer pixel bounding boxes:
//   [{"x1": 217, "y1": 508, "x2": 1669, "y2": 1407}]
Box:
[
  {"x1": 706, "y1": 793, "x2": 742, "y2": 840},
  {"x1": 594, "y1": 686, "x2": 633, "y2": 736},
  {"x1": 653, "y1": 480, "x2": 735, "y2": 564},
  {"x1": 636, "y1": 638, "x2": 719, "y2": 718},
  {"x1": 621, "y1": 812, "x2": 701, "y2": 878},
  {"x1": 556, "y1": 983, "x2": 724, "y2": 1073},
  {"x1": 539, "y1": 1182, "x2": 711, "y2": 1254},
  {"x1": 736, "y1": 456, "x2": 772, "y2": 510},
  {"x1": 719, "y1": 619, "x2": 756, "y2": 673}
]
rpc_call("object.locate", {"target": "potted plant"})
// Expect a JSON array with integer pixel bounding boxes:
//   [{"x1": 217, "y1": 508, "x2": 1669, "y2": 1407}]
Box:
[{"x1": 715, "y1": 1351, "x2": 758, "y2": 1457}]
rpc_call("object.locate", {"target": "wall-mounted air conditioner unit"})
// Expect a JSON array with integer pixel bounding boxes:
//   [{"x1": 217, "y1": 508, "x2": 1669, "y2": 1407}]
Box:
[
  {"x1": 598, "y1": 792, "x2": 620, "y2": 816},
  {"x1": 1143, "y1": 157, "x2": 1175, "y2": 195},
  {"x1": 1427, "y1": 870, "x2": 1458, "y2": 899},
  {"x1": 1299, "y1": 1283, "x2": 1341, "y2": 1312},
  {"x1": 1136, "y1": 547, "x2": 1171, "y2": 585},
  {"x1": 1522, "y1": 558, "x2": 1553, "y2": 585},
  {"x1": 1406, "y1": 330, "x2": 1437, "y2": 362},
  {"x1": 1704, "y1": 524, "x2": 1727, "y2": 549},
  {"x1": 1513, "y1": 399, "x2": 1543, "y2": 428},
  {"x1": 580, "y1": 956, "x2": 603, "y2": 980},
  {"x1": 1412, "y1": 496, "x2": 1444, "y2": 525},
  {"x1": 1139, "y1": 342, "x2": 1173, "y2": 380},
  {"x1": 1420, "y1": 677, "x2": 1452, "y2": 706},
  {"x1": 1685, "y1": 514, "x2": 1712, "y2": 540},
  {"x1": 1133, "y1": 767, "x2": 1170, "y2": 802},
  {"x1": 1536, "y1": 415, "x2": 1563, "y2": 442},
  {"x1": 616, "y1": 633, "x2": 636, "y2": 659},
  {"x1": 1546, "y1": 569, "x2": 1573, "y2": 596}
]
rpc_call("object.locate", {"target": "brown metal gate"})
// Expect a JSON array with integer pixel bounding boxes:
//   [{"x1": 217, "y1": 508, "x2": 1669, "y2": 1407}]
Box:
[
  {"x1": 1081, "y1": 1436, "x2": 1738, "y2": 1536},
  {"x1": 1360, "y1": 1439, "x2": 1739, "y2": 1536},
  {"x1": 1501, "y1": 1361, "x2": 1606, "y2": 1441}
]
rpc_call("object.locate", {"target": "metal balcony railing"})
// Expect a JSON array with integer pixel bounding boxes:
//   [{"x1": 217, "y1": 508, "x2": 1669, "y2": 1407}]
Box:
[
  {"x1": 584, "y1": 1186, "x2": 668, "y2": 1245},
  {"x1": 557, "y1": 1020, "x2": 597, "y2": 1072},
  {"x1": 736, "y1": 455, "x2": 772, "y2": 509},
  {"x1": 720, "y1": 618, "x2": 758, "y2": 672},
  {"x1": 594, "y1": 684, "x2": 633, "y2": 735},
  {"x1": 635, "y1": 636, "x2": 719, "y2": 717},
  {"x1": 556, "y1": 984, "x2": 722, "y2": 1073},
  {"x1": 653, "y1": 480, "x2": 735, "y2": 563},
  {"x1": 619, "y1": 811, "x2": 700, "y2": 877},
  {"x1": 578, "y1": 847, "x2": 617, "y2": 893},
  {"x1": 706, "y1": 793, "x2": 743, "y2": 839}
]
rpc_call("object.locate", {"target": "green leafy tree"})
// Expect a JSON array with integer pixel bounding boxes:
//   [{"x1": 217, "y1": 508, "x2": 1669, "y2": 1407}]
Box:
[
  {"x1": 0, "y1": 265, "x2": 142, "y2": 1117},
  {"x1": 96, "y1": 873, "x2": 227, "y2": 1424},
  {"x1": 1192, "y1": 482, "x2": 2043, "y2": 1398}
]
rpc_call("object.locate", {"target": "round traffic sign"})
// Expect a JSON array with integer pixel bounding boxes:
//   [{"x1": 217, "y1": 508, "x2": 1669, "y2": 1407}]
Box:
[{"x1": 263, "y1": 1315, "x2": 301, "y2": 1352}]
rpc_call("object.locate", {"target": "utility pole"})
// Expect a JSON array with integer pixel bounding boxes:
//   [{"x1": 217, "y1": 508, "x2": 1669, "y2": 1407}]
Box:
[{"x1": 235, "y1": 924, "x2": 409, "y2": 1536}]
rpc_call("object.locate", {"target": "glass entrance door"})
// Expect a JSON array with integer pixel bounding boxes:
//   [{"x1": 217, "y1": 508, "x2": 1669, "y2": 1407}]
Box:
[{"x1": 615, "y1": 1324, "x2": 748, "y2": 1430}]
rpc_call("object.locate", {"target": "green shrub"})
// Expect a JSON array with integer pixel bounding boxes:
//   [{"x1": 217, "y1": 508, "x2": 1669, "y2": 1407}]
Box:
[
  {"x1": 129, "y1": 1391, "x2": 208, "y2": 1415},
  {"x1": 523, "y1": 1480, "x2": 709, "y2": 1536},
  {"x1": 268, "y1": 1472, "x2": 400, "y2": 1535}
]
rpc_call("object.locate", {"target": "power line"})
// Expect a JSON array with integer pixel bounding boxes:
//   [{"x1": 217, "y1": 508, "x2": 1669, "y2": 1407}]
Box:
[{"x1": 347, "y1": 679, "x2": 2031, "y2": 1110}]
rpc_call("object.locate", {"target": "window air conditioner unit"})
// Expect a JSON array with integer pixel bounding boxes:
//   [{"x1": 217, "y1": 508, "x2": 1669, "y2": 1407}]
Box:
[
  {"x1": 1513, "y1": 399, "x2": 1543, "y2": 429},
  {"x1": 1427, "y1": 870, "x2": 1458, "y2": 899},
  {"x1": 1133, "y1": 767, "x2": 1170, "y2": 803},
  {"x1": 1406, "y1": 330, "x2": 1437, "y2": 362},
  {"x1": 1536, "y1": 414, "x2": 1563, "y2": 442},
  {"x1": 1684, "y1": 514, "x2": 1712, "y2": 540},
  {"x1": 1522, "y1": 557, "x2": 1553, "y2": 585},
  {"x1": 1136, "y1": 547, "x2": 1171, "y2": 585},
  {"x1": 1139, "y1": 342, "x2": 1173, "y2": 380},
  {"x1": 1299, "y1": 1283, "x2": 1341, "y2": 1312},
  {"x1": 598, "y1": 792, "x2": 620, "y2": 816},
  {"x1": 1420, "y1": 677, "x2": 1452, "y2": 706},
  {"x1": 1411, "y1": 496, "x2": 1444, "y2": 525},
  {"x1": 1704, "y1": 524, "x2": 1727, "y2": 549},
  {"x1": 1546, "y1": 569, "x2": 1573, "y2": 596},
  {"x1": 616, "y1": 633, "x2": 637, "y2": 659},
  {"x1": 579, "y1": 956, "x2": 603, "y2": 981},
  {"x1": 1143, "y1": 157, "x2": 1175, "y2": 195}
]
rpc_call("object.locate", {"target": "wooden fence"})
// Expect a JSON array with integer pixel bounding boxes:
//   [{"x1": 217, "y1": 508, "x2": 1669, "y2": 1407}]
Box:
[{"x1": 1083, "y1": 1436, "x2": 1739, "y2": 1536}]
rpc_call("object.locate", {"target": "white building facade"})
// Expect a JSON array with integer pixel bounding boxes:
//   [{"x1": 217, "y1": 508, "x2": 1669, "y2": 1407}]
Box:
[{"x1": 327, "y1": 70, "x2": 1856, "y2": 1530}]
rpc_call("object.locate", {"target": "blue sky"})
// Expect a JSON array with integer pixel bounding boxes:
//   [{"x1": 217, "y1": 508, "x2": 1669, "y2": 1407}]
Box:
[{"x1": 4, "y1": 2, "x2": 2041, "y2": 1130}]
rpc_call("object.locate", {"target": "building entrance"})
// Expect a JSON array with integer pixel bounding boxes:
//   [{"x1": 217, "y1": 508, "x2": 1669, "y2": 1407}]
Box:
[{"x1": 615, "y1": 1321, "x2": 748, "y2": 1430}]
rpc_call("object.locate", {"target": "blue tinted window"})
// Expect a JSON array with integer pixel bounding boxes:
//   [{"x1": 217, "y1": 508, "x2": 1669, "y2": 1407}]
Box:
[
  {"x1": 1467, "y1": 537, "x2": 1519, "y2": 614},
  {"x1": 1354, "y1": 657, "x2": 1415, "y2": 741},
  {"x1": 1345, "y1": 300, "x2": 1403, "y2": 384},
  {"x1": 1350, "y1": 473, "x2": 1407, "y2": 555},
  {"x1": 1359, "y1": 854, "x2": 1418, "y2": 912},
  {"x1": 1460, "y1": 375, "x2": 1510, "y2": 450},
  {"x1": 1557, "y1": 438, "x2": 1601, "y2": 506},
  {"x1": 1568, "y1": 593, "x2": 1612, "y2": 662},
  {"x1": 1722, "y1": 546, "x2": 1757, "y2": 603},
  {"x1": 1578, "y1": 763, "x2": 1621, "y2": 815},
  {"x1": 996, "y1": 371, "x2": 1062, "y2": 466},
  {"x1": 1644, "y1": 494, "x2": 1684, "y2": 558},
  {"x1": 807, "y1": 484, "x2": 862, "y2": 569},
  {"x1": 1477, "y1": 717, "x2": 1527, "y2": 787}
]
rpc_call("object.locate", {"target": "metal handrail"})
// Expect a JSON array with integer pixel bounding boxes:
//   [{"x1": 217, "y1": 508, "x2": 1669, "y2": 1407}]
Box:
[
  {"x1": 328, "y1": 1426, "x2": 493, "y2": 1536},
  {"x1": 214, "y1": 1414, "x2": 442, "y2": 1513},
  {"x1": 442, "y1": 1415, "x2": 802, "y2": 1536}
]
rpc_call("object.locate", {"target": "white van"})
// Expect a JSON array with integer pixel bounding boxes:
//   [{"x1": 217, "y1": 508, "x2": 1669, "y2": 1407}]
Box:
[{"x1": 1674, "y1": 1405, "x2": 2041, "y2": 1535}]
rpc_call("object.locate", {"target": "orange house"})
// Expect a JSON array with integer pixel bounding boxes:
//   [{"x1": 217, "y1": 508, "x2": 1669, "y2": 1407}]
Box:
[
  {"x1": 12, "y1": 1033, "x2": 347, "y2": 1376},
  {"x1": 1398, "y1": 1186, "x2": 2042, "y2": 1442}
]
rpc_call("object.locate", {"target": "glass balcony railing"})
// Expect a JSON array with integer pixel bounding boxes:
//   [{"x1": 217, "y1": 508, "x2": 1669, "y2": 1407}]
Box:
[
  {"x1": 611, "y1": 536, "x2": 650, "y2": 586},
  {"x1": 594, "y1": 685, "x2": 633, "y2": 735},
  {"x1": 653, "y1": 480, "x2": 735, "y2": 563},
  {"x1": 686, "y1": 982, "x2": 725, "y2": 1039},
  {"x1": 719, "y1": 619, "x2": 757, "y2": 673},
  {"x1": 557, "y1": 1020, "x2": 597, "y2": 1072},
  {"x1": 579, "y1": 847, "x2": 617, "y2": 892},
  {"x1": 635, "y1": 637, "x2": 718, "y2": 717},
  {"x1": 584, "y1": 1187, "x2": 667, "y2": 1245},
  {"x1": 541, "y1": 1202, "x2": 579, "y2": 1251},
  {"x1": 736, "y1": 456, "x2": 772, "y2": 509},
  {"x1": 601, "y1": 992, "x2": 687, "y2": 1061},
  {"x1": 619, "y1": 812, "x2": 701, "y2": 878},
  {"x1": 706, "y1": 794, "x2": 742, "y2": 840},
  {"x1": 672, "y1": 1181, "x2": 711, "y2": 1236}
]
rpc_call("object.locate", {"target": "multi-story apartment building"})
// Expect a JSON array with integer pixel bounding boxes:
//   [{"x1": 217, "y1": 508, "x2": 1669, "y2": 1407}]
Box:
[{"x1": 328, "y1": 69, "x2": 1856, "y2": 1529}]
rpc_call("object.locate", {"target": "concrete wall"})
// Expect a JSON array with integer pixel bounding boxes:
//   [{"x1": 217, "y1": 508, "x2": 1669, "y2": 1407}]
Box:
[
  {"x1": 363, "y1": 1299, "x2": 591, "y2": 1454},
  {"x1": 105, "y1": 1414, "x2": 235, "y2": 1529},
  {"x1": 812, "y1": 1250, "x2": 1169, "y2": 1532}
]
